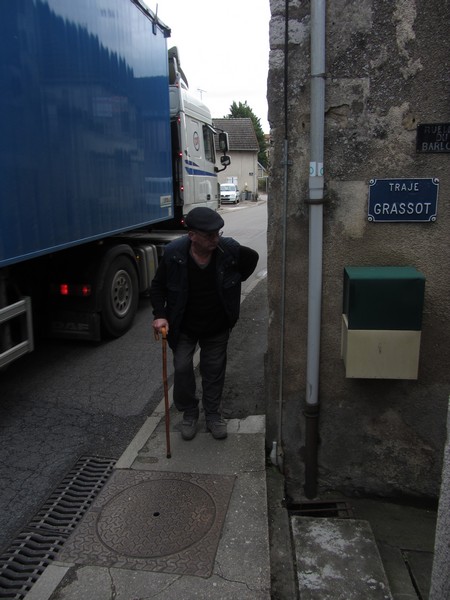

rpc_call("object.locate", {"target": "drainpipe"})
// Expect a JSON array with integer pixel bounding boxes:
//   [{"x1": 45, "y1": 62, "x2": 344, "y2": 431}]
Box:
[{"x1": 304, "y1": 0, "x2": 326, "y2": 499}]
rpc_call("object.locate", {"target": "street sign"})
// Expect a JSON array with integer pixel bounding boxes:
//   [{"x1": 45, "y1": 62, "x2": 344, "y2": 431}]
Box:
[
  {"x1": 368, "y1": 178, "x2": 439, "y2": 222},
  {"x1": 416, "y1": 123, "x2": 450, "y2": 153}
]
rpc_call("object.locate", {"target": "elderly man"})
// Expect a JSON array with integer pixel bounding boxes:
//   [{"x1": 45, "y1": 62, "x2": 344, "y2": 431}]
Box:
[{"x1": 150, "y1": 207, "x2": 259, "y2": 441}]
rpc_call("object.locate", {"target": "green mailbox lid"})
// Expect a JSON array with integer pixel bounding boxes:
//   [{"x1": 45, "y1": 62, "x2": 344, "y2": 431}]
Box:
[{"x1": 343, "y1": 266, "x2": 425, "y2": 331}]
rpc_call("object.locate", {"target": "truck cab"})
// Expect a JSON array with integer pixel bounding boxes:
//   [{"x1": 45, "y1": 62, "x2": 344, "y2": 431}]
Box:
[{"x1": 168, "y1": 48, "x2": 230, "y2": 226}]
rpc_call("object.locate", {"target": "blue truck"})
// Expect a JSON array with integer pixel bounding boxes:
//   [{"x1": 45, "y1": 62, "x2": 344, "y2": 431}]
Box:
[{"x1": 0, "y1": 0, "x2": 230, "y2": 367}]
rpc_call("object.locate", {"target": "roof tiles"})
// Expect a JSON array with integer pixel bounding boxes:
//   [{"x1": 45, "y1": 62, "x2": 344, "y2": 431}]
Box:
[{"x1": 213, "y1": 118, "x2": 259, "y2": 152}]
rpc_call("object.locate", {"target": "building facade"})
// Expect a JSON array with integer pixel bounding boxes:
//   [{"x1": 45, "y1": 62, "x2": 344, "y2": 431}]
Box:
[
  {"x1": 213, "y1": 118, "x2": 260, "y2": 195},
  {"x1": 266, "y1": 0, "x2": 450, "y2": 500}
]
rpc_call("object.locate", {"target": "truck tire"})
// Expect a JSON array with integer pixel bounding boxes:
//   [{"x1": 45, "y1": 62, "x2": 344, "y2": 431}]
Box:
[{"x1": 101, "y1": 255, "x2": 139, "y2": 338}]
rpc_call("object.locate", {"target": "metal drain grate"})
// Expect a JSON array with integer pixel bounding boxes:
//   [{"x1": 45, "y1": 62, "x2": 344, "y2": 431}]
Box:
[
  {"x1": 288, "y1": 500, "x2": 354, "y2": 518},
  {"x1": 0, "y1": 455, "x2": 115, "y2": 599}
]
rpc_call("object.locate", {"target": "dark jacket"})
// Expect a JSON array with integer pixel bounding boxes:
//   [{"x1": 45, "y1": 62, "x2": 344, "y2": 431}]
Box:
[{"x1": 149, "y1": 235, "x2": 258, "y2": 349}]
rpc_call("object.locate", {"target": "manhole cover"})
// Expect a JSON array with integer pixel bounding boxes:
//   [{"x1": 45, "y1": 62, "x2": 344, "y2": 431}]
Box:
[
  {"x1": 60, "y1": 470, "x2": 235, "y2": 578},
  {"x1": 97, "y1": 479, "x2": 215, "y2": 557}
]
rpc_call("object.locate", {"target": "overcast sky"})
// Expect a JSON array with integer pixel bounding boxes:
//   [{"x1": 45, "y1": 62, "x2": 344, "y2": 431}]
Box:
[{"x1": 156, "y1": 0, "x2": 271, "y2": 132}]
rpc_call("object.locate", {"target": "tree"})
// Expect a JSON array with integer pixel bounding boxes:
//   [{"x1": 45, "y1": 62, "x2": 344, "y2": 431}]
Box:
[{"x1": 226, "y1": 101, "x2": 268, "y2": 169}]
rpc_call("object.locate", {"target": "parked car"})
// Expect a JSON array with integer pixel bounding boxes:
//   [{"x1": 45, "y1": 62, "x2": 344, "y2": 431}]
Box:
[{"x1": 220, "y1": 183, "x2": 240, "y2": 204}]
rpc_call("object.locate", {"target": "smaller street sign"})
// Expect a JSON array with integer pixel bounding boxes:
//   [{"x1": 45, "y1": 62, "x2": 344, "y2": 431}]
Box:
[{"x1": 416, "y1": 123, "x2": 450, "y2": 153}]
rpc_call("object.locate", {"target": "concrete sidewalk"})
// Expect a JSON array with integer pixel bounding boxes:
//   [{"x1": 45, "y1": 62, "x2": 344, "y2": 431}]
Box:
[{"x1": 26, "y1": 408, "x2": 271, "y2": 600}]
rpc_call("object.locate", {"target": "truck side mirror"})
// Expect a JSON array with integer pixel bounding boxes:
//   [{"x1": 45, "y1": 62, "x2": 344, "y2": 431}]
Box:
[
  {"x1": 215, "y1": 154, "x2": 231, "y2": 172},
  {"x1": 215, "y1": 131, "x2": 230, "y2": 172},
  {"x1": 218, "y1": 132, "x2": 229, "y2": 152}
]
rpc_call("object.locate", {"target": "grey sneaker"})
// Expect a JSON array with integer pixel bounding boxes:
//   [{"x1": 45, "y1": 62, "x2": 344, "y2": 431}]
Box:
[
  {"x1": 181, "y1": 418, "x2": 198, "y2": 441},
  {"x1": 207, "y1": 418, "x2": 227, "y2": 440}
]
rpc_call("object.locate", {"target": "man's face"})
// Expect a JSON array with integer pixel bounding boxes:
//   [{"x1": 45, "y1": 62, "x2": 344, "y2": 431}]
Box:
[{"x1": 189, "y1": 230, "x2": 222, "y2": 253}]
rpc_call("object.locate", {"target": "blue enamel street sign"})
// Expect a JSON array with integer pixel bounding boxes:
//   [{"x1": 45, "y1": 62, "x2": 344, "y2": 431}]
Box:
[{"x1": 368, "y1": 178, "x2": 439, "y2": 222}]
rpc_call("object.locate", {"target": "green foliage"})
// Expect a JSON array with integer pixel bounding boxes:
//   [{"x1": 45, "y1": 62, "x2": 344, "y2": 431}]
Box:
[{"x1": 226, "y1": 101, "x2": 268, "y2": 169}]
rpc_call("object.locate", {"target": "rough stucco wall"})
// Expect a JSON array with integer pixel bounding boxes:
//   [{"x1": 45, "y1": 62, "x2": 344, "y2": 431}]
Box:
[
  {"x1": 429, "y1": 399, "x2": 450, "y2": 599},
  {"x1": 267, "y1": 0, "x2": 450, "y2": 500}
]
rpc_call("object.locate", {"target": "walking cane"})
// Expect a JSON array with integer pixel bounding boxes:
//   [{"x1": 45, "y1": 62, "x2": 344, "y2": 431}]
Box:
[{"x1": 154, "y1": 325, "x2": 171, "y2": 458}]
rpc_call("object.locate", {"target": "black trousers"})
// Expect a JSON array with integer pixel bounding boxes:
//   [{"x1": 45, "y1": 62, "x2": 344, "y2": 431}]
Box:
[{"x1": 173, "y1": 329, "x2": 230, "y2": 422}]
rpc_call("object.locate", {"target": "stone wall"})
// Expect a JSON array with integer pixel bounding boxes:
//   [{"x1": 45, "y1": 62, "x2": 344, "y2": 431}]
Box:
[
  {"x1": 266, "y1": 0, "x2": 450, "y2": 500},
  {"x1": 430, "y1": 398, "x2": 450, "y2": 599}
]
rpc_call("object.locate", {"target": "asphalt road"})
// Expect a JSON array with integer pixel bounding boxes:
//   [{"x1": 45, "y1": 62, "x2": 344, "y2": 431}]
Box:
[
  {"x1": 219, "y1": 196, "x2": 268, "y2": 294},
  {"x1": 0, "y1": 199, "x2": 267, "y2": 553}
]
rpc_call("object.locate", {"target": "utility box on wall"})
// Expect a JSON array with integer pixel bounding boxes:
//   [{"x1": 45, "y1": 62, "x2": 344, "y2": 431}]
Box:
[{"x1": 341, "y1": 267, "x2": 425, "y2": 379}]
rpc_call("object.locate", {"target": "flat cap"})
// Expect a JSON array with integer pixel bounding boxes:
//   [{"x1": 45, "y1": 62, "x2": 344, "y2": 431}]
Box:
[{"x1": 185, "y1": 207, "x2": 224, "y2": 232}]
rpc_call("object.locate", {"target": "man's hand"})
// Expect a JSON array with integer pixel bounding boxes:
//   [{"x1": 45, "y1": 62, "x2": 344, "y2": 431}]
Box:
[{"x1": 153, "y1": 318, "x2": 169, "y2": 339}]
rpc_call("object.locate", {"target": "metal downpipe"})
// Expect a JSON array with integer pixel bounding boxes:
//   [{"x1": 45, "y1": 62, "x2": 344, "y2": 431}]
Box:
[{"x1": 304, "y1": 0, "x2": 326, "y2": 499}]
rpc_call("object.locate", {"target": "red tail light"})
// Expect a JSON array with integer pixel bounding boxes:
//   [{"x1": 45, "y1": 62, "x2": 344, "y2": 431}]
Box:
[{"x1": 56, "y1": 284, "x2": 92, "y2": 297}]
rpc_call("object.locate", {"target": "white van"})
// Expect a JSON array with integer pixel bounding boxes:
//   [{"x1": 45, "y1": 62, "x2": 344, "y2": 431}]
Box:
[{"x1": 220, "y1": 183, "x2": 239, "y2": 204}]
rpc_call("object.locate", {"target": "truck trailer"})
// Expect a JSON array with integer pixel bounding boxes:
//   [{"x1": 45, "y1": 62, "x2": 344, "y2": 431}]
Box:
[{"x1": 0, "y1": 0, "x2": 230, "y2": 368}]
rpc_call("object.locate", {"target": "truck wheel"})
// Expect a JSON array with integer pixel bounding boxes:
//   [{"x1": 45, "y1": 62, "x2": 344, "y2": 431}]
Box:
[{"x1": 101, "y1": 255, "x2": 139, "y2": 338}]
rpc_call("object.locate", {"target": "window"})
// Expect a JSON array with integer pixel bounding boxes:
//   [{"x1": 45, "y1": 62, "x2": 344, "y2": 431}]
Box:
[{"x1": 203, "y1": 125, "x2": 215, "y2": 163}]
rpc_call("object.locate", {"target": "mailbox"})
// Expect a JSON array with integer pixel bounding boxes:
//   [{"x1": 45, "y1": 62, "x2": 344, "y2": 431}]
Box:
[{"x1": 341, "y1": 267, "x2": 425, "y2": 379}]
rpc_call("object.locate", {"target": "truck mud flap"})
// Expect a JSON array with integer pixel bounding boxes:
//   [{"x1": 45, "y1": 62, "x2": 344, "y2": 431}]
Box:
[{"x1": 48, "y1": 310, "x2": 102, "y2": 342}]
